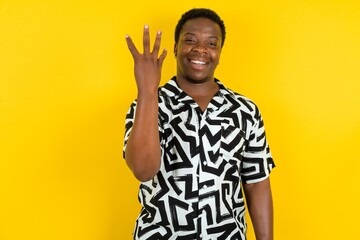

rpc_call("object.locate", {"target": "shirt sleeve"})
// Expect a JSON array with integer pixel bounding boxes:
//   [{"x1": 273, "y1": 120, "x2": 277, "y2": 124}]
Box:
[
  {"x1": 123, "y1": 101, "x2": 137, "y2": 159},
  {"x1": 122, "y1": 100, "x2": 165, "y2": 160},
  {"x1": 240, "y1": 106, "x2": 275, "y2": 184}
]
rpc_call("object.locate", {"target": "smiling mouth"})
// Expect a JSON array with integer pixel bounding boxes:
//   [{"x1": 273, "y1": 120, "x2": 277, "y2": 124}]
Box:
[{"x1": 190, "y1": 60, "x2": 207, "y2": 65}]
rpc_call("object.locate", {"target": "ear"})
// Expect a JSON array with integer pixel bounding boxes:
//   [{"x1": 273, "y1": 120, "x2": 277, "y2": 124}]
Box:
[{"x1": 174, "y1": 43, "x2": 178, "y2": 57}]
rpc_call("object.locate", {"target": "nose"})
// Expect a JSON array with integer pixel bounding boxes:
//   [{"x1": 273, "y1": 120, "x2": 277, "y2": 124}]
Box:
[{"x1": 192, "y1": 44, "x2": 208, "y2": 55}]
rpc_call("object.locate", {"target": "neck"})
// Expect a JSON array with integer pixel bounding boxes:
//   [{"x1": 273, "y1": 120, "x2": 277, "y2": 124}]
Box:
[
  {"x1": 176, "y1": 76, "x2": 219, "y2": 112},
  {"x1": 176, "y1": 76, "x2": 219, "y2": 97}
]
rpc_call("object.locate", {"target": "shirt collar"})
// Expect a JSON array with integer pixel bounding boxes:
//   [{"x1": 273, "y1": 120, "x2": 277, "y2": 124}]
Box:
[{"x1": 160, "y1": 76, "x2": 237, "y2": 112}]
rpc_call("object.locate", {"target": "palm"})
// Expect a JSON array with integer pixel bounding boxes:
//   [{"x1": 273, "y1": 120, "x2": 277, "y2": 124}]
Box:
[{"x1": 125, "y1": 25, "x2": 167, "y2": 94}]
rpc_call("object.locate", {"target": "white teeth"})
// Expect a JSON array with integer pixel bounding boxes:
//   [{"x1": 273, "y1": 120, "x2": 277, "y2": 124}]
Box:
[{"x1": 191, "y1": 60, "x2": 206, "y2": 65}]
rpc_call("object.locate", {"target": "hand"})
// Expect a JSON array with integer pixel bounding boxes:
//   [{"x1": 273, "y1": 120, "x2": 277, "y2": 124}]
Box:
[{"x1": 125, "y1": 25, "x2": 167, "y2": 95}]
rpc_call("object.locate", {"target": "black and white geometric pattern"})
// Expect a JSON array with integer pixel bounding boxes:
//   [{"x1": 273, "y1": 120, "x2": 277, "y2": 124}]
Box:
[{"x1": 124, "y1": 77, "x2": 275, "y2": 240}]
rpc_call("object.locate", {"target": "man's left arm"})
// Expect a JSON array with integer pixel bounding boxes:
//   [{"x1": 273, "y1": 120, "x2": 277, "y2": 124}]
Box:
[{"x1": 243, "y1": 177, "x2": 274, "y2": 240}]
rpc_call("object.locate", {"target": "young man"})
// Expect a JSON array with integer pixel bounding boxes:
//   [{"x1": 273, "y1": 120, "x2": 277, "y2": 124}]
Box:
[{"x1": 124, "y1": 8, "x2": 275, "y2": 240}]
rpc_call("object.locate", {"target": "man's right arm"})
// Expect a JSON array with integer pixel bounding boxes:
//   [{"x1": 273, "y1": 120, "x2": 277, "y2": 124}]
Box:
[
  {"x1": 124, "y1": 91, "x2": 161, "y2": 182},
  {"x1": 124, "y1": 25, "x2": 167, "y2": 182}
]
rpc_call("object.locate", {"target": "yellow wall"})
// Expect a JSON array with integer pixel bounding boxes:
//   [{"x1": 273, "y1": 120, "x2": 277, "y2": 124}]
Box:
[{"x1": 1, "y1": 0, "x2": 359, "y2": 239}]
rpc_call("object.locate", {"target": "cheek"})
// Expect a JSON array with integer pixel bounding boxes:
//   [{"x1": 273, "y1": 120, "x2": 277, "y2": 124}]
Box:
[
  {"x1": 211, "y1": 53, "x2": 221, "y2": 64},
  {"x1": 175, "y1": 50, "x2": 185, "y2": 62}
]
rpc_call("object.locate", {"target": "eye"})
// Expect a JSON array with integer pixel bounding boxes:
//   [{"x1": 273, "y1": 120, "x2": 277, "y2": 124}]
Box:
[
  {"x1": 209, "y1": 41, "x2": 218, "y2": 47},
  {"x1": 184, "y1": 38, "x2": 196, "y2": 44}
]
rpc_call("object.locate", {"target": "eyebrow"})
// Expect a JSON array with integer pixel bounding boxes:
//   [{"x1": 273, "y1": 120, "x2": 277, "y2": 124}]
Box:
[{"x1": 183, "y1": 32, "x2": 220, "y2": 40}]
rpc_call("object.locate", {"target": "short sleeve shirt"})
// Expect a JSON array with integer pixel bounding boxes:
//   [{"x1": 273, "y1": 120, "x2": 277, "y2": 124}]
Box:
[{"x1": 123, "y1": 77, "x2": 275, "y2": 240}]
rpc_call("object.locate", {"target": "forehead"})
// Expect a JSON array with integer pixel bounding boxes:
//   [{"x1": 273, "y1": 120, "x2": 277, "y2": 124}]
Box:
[{"x1": 180, "y1": 17, "x2": 222, "y2": 38}]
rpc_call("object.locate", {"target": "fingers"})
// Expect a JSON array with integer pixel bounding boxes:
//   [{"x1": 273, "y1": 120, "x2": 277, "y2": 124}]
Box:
[
  {"x1": 126, "y1": 25, "x2": 166, "y2": 60},
  {"x1": 158, "y1": 49, "x2": 167, "y2": 68},
  {"x1": 125, "y1": 34, "x2": 140, "y2": 58},
  {"x1": 152, "y1": 30, "x2": 162, "y2": 56},
  {"x1": 143, "y1": 25, "x2": 150, "y2": 54}
]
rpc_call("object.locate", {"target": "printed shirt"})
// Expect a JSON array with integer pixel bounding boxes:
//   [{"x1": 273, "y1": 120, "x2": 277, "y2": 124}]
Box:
[{"x1": 123, "y1": 77, "x2": 275, "y2": 240}]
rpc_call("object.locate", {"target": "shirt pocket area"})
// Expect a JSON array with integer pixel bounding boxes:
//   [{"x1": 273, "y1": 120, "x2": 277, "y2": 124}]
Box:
[{"x1": 219, "y1": 122, "x2": 246, "y2": 174}]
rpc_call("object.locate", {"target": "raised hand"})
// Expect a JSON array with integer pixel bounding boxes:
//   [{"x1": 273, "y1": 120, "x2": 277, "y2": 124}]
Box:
[
  {"x1": 125, "y1": 25, "x2": 167, "y2": 95},
  {"x1": 124, "y1": 25, "x2": 165, "y2": 182}
]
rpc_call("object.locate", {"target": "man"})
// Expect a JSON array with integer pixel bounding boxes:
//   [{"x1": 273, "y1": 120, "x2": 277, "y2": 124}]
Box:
[{"x1": 124, "y1": 8, "x2": 275, "y2": 240}]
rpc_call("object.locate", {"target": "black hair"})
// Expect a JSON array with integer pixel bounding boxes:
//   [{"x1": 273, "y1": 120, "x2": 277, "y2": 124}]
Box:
[{"x1": 175, "y1": 8, "x2": 226, "y2": 48}]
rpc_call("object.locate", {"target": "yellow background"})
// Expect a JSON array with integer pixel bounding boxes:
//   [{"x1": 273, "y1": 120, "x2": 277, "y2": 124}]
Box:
[{"x1": 1, "y1": 0, "x2": 360, "y2": 239}]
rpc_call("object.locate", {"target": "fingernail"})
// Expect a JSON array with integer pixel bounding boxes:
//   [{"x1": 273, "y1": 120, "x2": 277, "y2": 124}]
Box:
[
  {"x1": 125, "y1": 34, "x2": 129, "y2": 38},
  {"x1": 157, "y1": 30, "x2": 162, "y2": 35},
  {"x1": 144, "y1": 24, "x2": 149, "y2": 29}
]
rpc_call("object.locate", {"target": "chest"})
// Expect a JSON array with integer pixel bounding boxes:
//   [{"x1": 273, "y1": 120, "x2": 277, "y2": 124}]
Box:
[{"x1": 160, "y1": 104, "x2": 249, "y2": 174}]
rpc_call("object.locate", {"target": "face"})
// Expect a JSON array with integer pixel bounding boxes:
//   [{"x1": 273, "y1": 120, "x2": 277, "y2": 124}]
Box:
[{"x1": 174, "y1": 17, "x2": 222, "y2": 84}]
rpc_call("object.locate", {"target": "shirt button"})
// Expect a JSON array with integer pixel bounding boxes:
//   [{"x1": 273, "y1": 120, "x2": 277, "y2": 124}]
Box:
[
  {"x1": 203, "y1": 161, "x2": 207, "y2": 165},
  {"x1": 203, "y1": 185, "x2": 207, "y2": 189}
]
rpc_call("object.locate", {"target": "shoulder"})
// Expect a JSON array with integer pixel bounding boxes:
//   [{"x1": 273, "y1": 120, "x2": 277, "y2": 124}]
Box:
[{"x1": 217, "y1": 80, "x2": 261, "y2": 119}]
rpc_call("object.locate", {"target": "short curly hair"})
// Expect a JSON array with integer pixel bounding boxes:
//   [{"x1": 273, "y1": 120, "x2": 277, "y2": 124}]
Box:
[{"x1": 175, "y1": 8, "x2": 226, "y2": 48}]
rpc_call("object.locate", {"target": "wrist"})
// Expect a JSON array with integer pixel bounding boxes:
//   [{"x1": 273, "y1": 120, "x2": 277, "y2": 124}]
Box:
[{"x1": 136, "y1": 90, "x2": 159, "y2": 106}]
